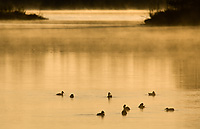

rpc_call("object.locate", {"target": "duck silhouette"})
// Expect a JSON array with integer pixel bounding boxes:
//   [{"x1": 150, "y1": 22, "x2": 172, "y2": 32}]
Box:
[
  {"x1": 56, "y1": 91, "x2": 64, "y2": 96},
  {"x1": 97, "y1": 111, "x2": 105, "y2": 117},
  {"x1": 148, "y1": 91, "x2": 156, "y2": 96},
  {"x1": 70, "y1": 94, "x2": 74, "y2": 98},
  {"x1": 165, "y1": 108, "x2": 175, "y2": 112},
  {"x1": 123, "y1": 104, "x2": 130, "y2": 111},
  {"x1": 107, "y1": 92, "x2": 112, "y2": 98},
  {"x1": 138, "y1": 103, "x2": 145, "y2": 109},
  {"x1": 121, "y1": 109, "x2": 127, "y2": 116}
]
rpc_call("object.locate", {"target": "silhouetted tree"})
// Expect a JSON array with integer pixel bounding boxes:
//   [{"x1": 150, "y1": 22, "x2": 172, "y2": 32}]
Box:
[
  {"x1": 145, "y1": 0, "x2": 200, "y2": 25},
  {"x1": 0, "y1": 0, "x2": 167, "y2": 9}
]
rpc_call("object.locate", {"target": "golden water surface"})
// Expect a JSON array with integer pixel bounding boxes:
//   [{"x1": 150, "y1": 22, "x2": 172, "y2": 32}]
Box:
[{"x1": 0, "y1": 10, "x2": 200, "y2": 129}]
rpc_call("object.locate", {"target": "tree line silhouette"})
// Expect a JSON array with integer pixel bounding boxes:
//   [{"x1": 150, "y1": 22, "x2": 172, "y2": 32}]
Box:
[
  {"x1": 0, "y1": 0, "x2": 166, "y2": 10},
  {"x1": 145, "y1": 0, "x2": 200, "y2": 25},
  {"x1": 0, "y1": 0, "x2": 200, "y2": 24}
]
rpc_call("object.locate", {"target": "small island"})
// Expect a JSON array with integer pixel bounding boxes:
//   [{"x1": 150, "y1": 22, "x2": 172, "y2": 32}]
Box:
[
  {"x1": 145, "y1": 0, "x2": 200, "y2": 26},
  {"x1": 0, "y1": 6, "x2": 47, "y2": 20}
]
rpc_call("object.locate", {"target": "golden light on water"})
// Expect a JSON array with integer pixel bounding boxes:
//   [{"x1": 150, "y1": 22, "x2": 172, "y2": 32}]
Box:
[{"x1": 0, "y1": 10, "x2": 200, "y2": 129}]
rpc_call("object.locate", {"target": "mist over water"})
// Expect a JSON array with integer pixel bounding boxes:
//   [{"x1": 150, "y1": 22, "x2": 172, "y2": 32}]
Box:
[{"x1": 0, "y1": 10, "x2": 200, "y2": 129}]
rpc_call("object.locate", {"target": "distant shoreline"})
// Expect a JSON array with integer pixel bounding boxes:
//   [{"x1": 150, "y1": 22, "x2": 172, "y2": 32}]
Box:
[
  {"x1": 144, "y1": 9, "x2": 200, "y2": 26},
  {"x1": 0, "y1": 11, "x2": 48, "y2": 20},
  {"x1": 144, "y1": 0, "x2": 200, "y2": 26}
]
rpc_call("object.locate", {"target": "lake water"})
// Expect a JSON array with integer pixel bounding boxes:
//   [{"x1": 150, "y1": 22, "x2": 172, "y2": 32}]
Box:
[{"x1": 0, "y1": 10, "x2": 200, "y2": 129}]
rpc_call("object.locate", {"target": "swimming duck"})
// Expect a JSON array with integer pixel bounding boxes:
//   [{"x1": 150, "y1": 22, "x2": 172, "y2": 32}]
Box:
[
  {"x1": 165, "y1": 108, "x2": 175, "y2": 112},
  {"x1": 107, "y1": 92, "x2": 112, "y2": 98},
  {"x1": 97, "y1": 111, "x2": 105, "y2": 116},
  {"x1": 138, "y1": 103, "x2": 145, "y2": 109},
  {"x1": 121, "y1": 109, "x2": 127, "y2": 116},
  {"x1": 70, "y1": 94, "x2": 74, "y2": 98},
  {"x1": 56, "y1": 91, "x2": 64, "y2": 96},
  {"x1": 148, "y1": 91, "x2": 156, "y2": 96},
  {"x1": 123, "y1": 104, "x2": 130, "y2": 111}
]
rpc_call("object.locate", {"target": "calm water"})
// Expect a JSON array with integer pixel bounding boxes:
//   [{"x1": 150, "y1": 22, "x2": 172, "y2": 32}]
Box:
[{"x1": 0, "y1": 10, "x2": 200, "y2": 129}]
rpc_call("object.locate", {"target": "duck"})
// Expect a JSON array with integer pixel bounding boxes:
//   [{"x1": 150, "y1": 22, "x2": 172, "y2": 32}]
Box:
[
  {"x1": 148, "y1": 91, "x2": 156, "y2": 96},
  {"x1": 123, "y1": 104, "x2": 130, "y2": 111},
  {"x1": 138, "y1": 103, "x2": 145, "y2": 109},
  {"x1": 97, "y1": 111, "x2": 105, "y2": 117},
  {"x1": 70, "y1": 94, "x2": 74, "y2": 98},
  {"x1": 56, "y1": 91, "x2": 64, "y2": 96},
  {"x1": 107, "y1": 92, "x2": 112, "y2": 98},
  {"x1": 165, "y1": 108, "x2": 175, "y2": 112},
  {"x1": 121, "y1": 109, "x2": 127, "y2": 116}
]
